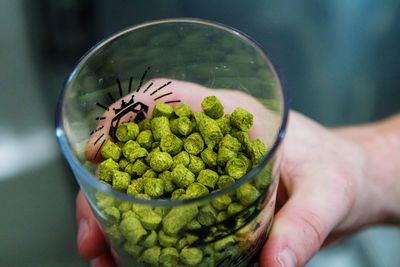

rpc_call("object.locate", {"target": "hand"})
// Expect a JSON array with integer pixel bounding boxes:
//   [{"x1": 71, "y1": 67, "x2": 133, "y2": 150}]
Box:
[{"x1": 260, "y1": 111, "x2": 395, "y2": 267}]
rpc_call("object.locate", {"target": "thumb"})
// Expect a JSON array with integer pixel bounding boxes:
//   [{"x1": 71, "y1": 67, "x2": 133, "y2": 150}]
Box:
[{"x1": 260, "y1": 171, "x2": 353, "y2": 267}]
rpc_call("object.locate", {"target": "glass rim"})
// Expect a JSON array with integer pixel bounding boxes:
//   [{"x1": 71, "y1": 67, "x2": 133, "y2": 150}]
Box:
[{"x1": 55, "y1": 17, "x2": 289, "y2": 207}]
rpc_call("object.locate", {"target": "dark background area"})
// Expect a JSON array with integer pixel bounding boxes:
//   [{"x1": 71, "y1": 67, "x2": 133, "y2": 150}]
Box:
[{"x1": 0, "y1": 1, "x2": 399, "y2": 266}]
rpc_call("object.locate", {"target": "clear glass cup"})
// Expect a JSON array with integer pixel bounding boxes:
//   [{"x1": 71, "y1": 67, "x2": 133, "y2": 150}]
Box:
[{"x1": 56, "y1": 18, "x2": 288, "y2": 267}]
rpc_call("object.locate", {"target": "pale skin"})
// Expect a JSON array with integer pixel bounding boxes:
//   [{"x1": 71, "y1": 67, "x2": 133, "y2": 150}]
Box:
[{"x1": 76, "y1": 79, "x2": 400, "y2": 267}]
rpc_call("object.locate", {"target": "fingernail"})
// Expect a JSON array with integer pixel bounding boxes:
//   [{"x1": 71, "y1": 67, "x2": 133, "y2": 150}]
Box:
[
  {"x1": 277, "y1": 248, "x2": 297, "y2": 267},
  {"x1": 78, "y1": 219, "x2": 89, "y2": 244}
]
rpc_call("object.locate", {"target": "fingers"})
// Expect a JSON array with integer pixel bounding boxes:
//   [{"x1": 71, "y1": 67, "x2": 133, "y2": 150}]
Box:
[
  {"x1": 90, "y1": 250, "x2": 118, "y2": 267},
  {"x1": 260, "y1": 172, "x2": 352, "y2": 267},
  {"x1": 76, "y1": 191, "x2": 109, "y2": 259}
]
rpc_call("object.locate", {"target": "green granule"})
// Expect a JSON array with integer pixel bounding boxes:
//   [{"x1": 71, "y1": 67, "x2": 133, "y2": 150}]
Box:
[
  {"x1": 103, "y1": 206, "x2": 120, "y2": 224},
  {"x1": 115, "y1": 122, "x2": 140, "y2": 142},
  {"x1": 149, "y1": 151, "x2": 173, "y2": 172},
  {"x1": 111, "y1": 170, "x2": 131, "y2": 191},
  {"x1": 216, "y1": 115, "x2": 232, "y2": 135},
  {"x1": 153, "y1": 102, "x2": 174, "y2": 118},
  {"x1": 172, "y1": 151, "x2": 190, "y2": 169},
  {"x1": 170, "y1": 117, "x2": 193, "y2": 136},
  {"x1": 197, "y1": 169, "x2": 219, "y2": 189},
  {"x1": 200, "y1": 147, "x2": 217, "y2": 168},
  {"x1": 197, "y1": 204, "x2": 217, "y2": 226},
  {"x1": 236, "y1": 183, "x2": 260, "y2": 206},
  {"x1": 217, "y1": 147, "x2": 237, "y2": 167},
  {"x1": 188, "y1": 155, "x2": 205, "y2": 174},
  {"x1": 225, "y1": 158, "x2": 248, "y2": 179},
  {"x1": 201, "y1": 95, "x2": 224, "y2": 119},
  {"x1": 160, "y1": 247, "x2": 180, "y2": 267},
  {"x1": 142, "y1": 169, "x2": 158, "y2": 178},
  {"x1": 211, "y1": 194, "x2": 232, "y2": 210},
  {"x1": 158, "y1": 230, "x2": 179, "y2": 247},
  {"x1": 136, "y1": 130, "x2": 154, "y2": 149},
  {"x1": 184, "y1": 132, "x2": 204, "y2": 155},
  {"x1": 186, "y1": 182, "x2": 209, "y2": 197},
  {"x1": 143, "y1": 178, "x2": 164, "y2": 198},
  {"x1": 141, "y1": 246, "x2": 161, "y2": 265},
  {"x1": 101, "y1": 140, "x2": 121, "y2": 161},
  {"x1": 138, "y1": 117, "x2": 151, "y2": 131},
  {"x1": 98, "y1": 158, "x2": 119, "y2": 182},
  {"x1": 174, "y1": 102, "x2": 193, "y2": 117},
  {"x1": 119, "y1": 216, "x2": 147, "y2": 244},
  {"x1": 171, "y1": 188, "x2": 186, "y2": 199},
  {"x1": 143, "y1": 230, "x2": 158, "y2": 248},
  {"x1": 171, "y1": 164, "x2": 195, "y2": 188},
  {"x1": 125, "y1": 159, "x2": 149, "y2": 176},
  {"x1": 158, "y1": 170, "x2": 175, "y2": 193},
  {"x1": 125, "y1": 147, "x2": 148, "y2": 163},
  {"x1": 151, "y1": 116, "x2": 171, "y2": 141},
  {"x1": 250, "y1": 139, "x2": 268, "y2": 166},
  {"x1": 230, "y1": 107, "x2": 254, "y2": 131},
  {"x1": 122, "y1": 140, "x2": 141, "y2": 159},
  {"x1": 126, "y1": 178, "x2": 144, "y2": 195},
  {"x1": 198, "y1": 116, "x2": 223, "y2": 148},
  {"x1": 162, "y1": 206, "x2": 198, "y2": 235},
  {"x1": 180, "y1": 247, "x2": 203, "y2": 266},
  {"x1": 123, "y1": 241, "x2": 144, "y2": 257},
  {"x1": 160, "y1": 133, "x2": 183, "y2": 155}
]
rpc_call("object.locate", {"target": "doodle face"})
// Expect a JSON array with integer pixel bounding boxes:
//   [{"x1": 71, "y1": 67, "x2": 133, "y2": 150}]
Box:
[{"x1": 86, "y1": 67, "x2": 181, "y2": 162}]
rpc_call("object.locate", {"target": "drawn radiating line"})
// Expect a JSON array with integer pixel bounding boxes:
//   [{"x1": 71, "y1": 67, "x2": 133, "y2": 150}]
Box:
[
  {"x1": 116, "y1": 78, "x2": 123, "y2": 97},
  {"x1": 96, "y1": 117, "x2": 106, "y2": 121},
  {"x1": 154, "y1": 92, "x2": 173, "y2": 101},
  {"x1": 143, "y1": 82, "x2": 154, "y2": 93},
  {"x1": 94, "y1": 139, "x2": 106, "y2": 160},
  {"x1": 150, "y1": 81, "x2": 172, "y2": 96},
  {"x1": 128, "y1": 76, "x2": 133, "y2": 93},
  {"x1": 165, "y1": 100, "x2": 181, "y2": 104},
  {"x1": 90, "y1": 126, "x2": 104, "y2": 135},
  {"x1": 107, "y1": 93, "x2": 116, "y2": 103},
  {"x1": 94, "y1": 133, "x2": 105, "y2": 145},
  {"x1": 96, "y1": 102, "x2": 109, "y2": 111},
  {"x1": 136, "y1": 66, "x2": 150, "y2": 92}
]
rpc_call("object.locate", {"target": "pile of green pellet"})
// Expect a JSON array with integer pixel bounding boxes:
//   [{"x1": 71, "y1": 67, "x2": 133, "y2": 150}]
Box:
[{"x1": 97, "y1": 96, "x2": 267, "y2": 199}]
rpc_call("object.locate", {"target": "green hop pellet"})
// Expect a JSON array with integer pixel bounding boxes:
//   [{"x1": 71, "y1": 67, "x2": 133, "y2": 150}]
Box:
[
  {"x1": 230, "y1": 128, "x2": 252, "y2": 152},
  {"x1": 125, "y1": 147, "x2": 148, "y2": 163},
  {"x1": 180, "y1": 247, "x2": 203, "y2": 266},
  {"x1": 158, "y1": 171, "x2": 175, "y2": 193},
  {"x1": 200, "y1": 147, "x2": 217, "y2": 168},
  {"x1": 119, "y1": 216, "x2": 147, "y2": 244},
  {"x1": 197, "y1": 169, "x2": 219, "y2": 189},
  {"x1": 185, "y1": 219, "x2": 202, "y2": 230},
  {"x1": 171, "y1": 188, "x2": 186, "y2": 199},
  {"x1": 138, "y1": 208, "x2": 163, "y2": 230},
  {"x1": 145, "y1": 146, "x2": 161, "y2": 165},
  {"x1": 158, "y1": 230, "x2": 179, "y2": 247},
  {"x1": 250, "y1": 139, "x2": 268, "y2": 166},
  {"x1": 142, "y1": 169, "x2": 158, "y2": 178},
  {"x1": 216, "y1": 211, "x2": 229, "y2": 223},
  {"x1": 170, "y1": 117, "x2": 193, "y2": 136},
  {"x1": 219, "y1": 134, "x2": 241, "y2": 152},
  {"x1": 174, "y1": 102, "x2": 193, "y2": 117},
  {"x1": 172, "y1": 151, "x2": 190, "y2": 169},
  {"x1": 162, "y1": 205, "x2": 198, "y2": 235},
  {"x1": 198, "y1": 116, "x2": 223, "y2": 148},
  {"x1": 184, "y1": 132, "x2": 204, "y2": 155},
  {"x1": 143, "y1": 178, "x2": 164, "y2": 198},
  {"x1": 238, "y1": 152, "x2": 252, "y2": 172},
  {"x1": 125, "y1": 159, "x2": 149, "y2": 176},
  {"x1": 138, "y1": 117, "x2": 151, "y2": 131},
  {"x1": 98, "y1": 158, "x2": 119, "y2": 182},
  {"x1": 101, "y1": 140, "x2": 121, "y2": 161},
  {"x1": 211, "y1": 194, "x2": 232, "y2": 210},
  {"x1": 143, "y1": 230, "x2": 158, "y2": 248},
  {"x1": 127, "y1": 178, "x2": 144, "y2": 195},
  {"x1": 188, "y1": 155, "x2": 205, "y2": 175},
  {"x1": 230, "y1": 107, "x2": 253, "y2": 131},
  {"x1": 124, "y1": 241, "x2": 144, "y2": 257},
  {"x1": 116, "y1": 122, "x2": 140, "y2": 142},
  {"x1": 135, "y1": 193, "x2": 152, "y2": 200},
  {"x1": 160, "y1": 133, "x2": 183, "y2": 155},
  {"x1": 153, "y1": 206, "x2": 170, "y2": 217},
  {"x1": 225, "y1": 158, "x2": 247, "y2": 179},
  {"x1": 160, "y1": 247, "x2": 180, "y2": 267},
  {"x1": 216, "y1": 115, "x2": 232, "y2": 135},
  {"x1": 118, "y1": 158, "x2": 129, "y2": 170},
  {"x1": 136, "y1": 130, "x2": 154, "y2": 149},
  {"x1": 111, "y1": 170, "x2": 131, "y2": 191},
  {"x1": 151, "y1": 116, "x2": 171, "y2": 141},
  {"x1": 171, "y1": 164, "x2": 195, "y2": 189},
  {"x1": 236, "y1": 183, "x2": 260, "y2": 206},
  {"x1": 197, "y1": 204, "x2": 217, "y2": 226},
  {"x1": 122, "y1": 140, "x2": 141, "y2": 159},
  {"x1": 153, "y1": 102, "x2": 174, "y2": 118},
  {"x1": 95, "y1": 192, "x2": 115, "y2": 209},
  {"x1": 227, "y1": 202, "x2": 245, "y2": 216},
  {"x1": 141, "y1": 246, "x2": 161, "y2": 266},
  {"x1": 150, "y1": 151, "x2": 173, "y2": 172},
  {"x1": 201, "y1": 95, "x2": 224, "y2": 119},
  {"x1": 216, "y1": 175, "x2": 235, "y2": 189},
  {"x1": 186, "y1": 182, "x2": 209, "y2": 197},
  {"x1": 122, "y1": 210, "x2": 138, "y2": 220},
  {"x1": 105, "y1": 224, "x2": 123, "y2": 245},
  {"x1": 185, "y1": 233, "x2": 199, "y2": 245},
  {"x1": 217, "y1": 147, "x2": 237, "y2": 167},
  {"x1": 118, "y1": 201, "x2": 131, "y2": 212},
  {"x1": 214, "y1": 235, "x2": 237, "y2": 251},
  {"x1": 103, "y1": 206, "x2": 120, "y2": 224}
]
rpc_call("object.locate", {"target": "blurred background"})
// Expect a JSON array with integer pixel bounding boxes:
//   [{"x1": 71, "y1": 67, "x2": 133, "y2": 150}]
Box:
[{"x1": 0, "y1": 0, "x2": 399, "y2": 266}]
